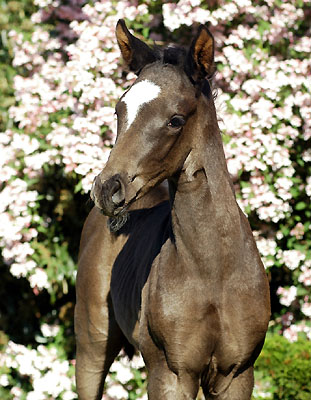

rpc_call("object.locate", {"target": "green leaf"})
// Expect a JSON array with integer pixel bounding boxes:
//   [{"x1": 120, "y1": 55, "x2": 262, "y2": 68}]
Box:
[
  {"x1": 74, "y1": 180, "x2": 83, "y2": 193},
  {"x1": 296, "y1": 202, "x2": 307, "y2": 210}
]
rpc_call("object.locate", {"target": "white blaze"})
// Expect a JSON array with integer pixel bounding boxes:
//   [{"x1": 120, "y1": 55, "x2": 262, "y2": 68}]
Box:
[{"x1": 121, "y1": 80, "x2": 161, "y2": 129}]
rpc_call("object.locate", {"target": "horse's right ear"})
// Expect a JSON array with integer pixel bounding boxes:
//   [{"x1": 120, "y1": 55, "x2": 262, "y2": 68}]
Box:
[{"x1": 116, "y1": 19, "x2": 157, "y2": 74}]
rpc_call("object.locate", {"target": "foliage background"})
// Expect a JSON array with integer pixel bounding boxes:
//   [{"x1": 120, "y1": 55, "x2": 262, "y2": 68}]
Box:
[{"x1": 0, "y1": 0, "x2": 310, "y2": 399}]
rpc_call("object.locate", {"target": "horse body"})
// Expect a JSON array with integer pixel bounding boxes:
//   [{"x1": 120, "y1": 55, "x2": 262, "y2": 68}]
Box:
[{"x1": 75, "y1": 20, "x2": 270, "y2": 400}]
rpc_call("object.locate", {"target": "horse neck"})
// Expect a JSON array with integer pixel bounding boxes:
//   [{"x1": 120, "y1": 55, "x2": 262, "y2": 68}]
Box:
[{"x1": 169, "y1": 100, "x2": 244, "y2": 271}]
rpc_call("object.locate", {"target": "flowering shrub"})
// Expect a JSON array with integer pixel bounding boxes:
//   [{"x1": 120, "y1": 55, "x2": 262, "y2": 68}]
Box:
[
  {"x1": 253, "y1": 333, "x2": 311, "y2": 400},
  {"x1": 0, "y1": 339, "x2": 76, "y2": 400},
  {"x1": 1, "y1": 0, "x2": 310, "y2": 398}
]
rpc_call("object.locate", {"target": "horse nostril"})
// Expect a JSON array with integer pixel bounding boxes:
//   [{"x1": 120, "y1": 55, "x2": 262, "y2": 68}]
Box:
[{"x1": 111, "y1": 179, "x2": 125, "y2": 206}]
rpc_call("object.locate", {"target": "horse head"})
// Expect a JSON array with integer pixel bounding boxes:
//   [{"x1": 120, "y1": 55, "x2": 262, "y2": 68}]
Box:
[{"x1": 91, "y1": 19, "x2": 215, "y2": 220}]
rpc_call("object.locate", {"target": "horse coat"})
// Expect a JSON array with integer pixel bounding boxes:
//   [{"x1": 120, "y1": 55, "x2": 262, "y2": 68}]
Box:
[{"x1": 75, "y1": 20, "x2": 270, "y2": 400}]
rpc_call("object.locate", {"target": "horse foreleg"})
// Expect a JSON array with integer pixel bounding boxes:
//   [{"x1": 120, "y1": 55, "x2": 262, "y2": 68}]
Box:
[
  {"x1": 203, "y1": 365, "x2": 254, "y2": 400},
  {"x1": 75, "y1": 207, "x2": 128, "y2": 399},
  {"x1": 147, "y1": 359, "x2": 200, "y2": 400},
  {"x1": 75, "y1": 292, "x2": 125, "y2": 400}
]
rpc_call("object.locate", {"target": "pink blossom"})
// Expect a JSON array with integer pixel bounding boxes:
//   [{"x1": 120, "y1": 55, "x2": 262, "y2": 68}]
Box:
[
  {"x1": 106, "y1": 383, "x2": 128, "y2": 399},
  {"x1": 283, "y1": 322, "x2": 311, "y2": 342},
  {"x1": 41, "y1": 323, "x2": 60, "y2": 337},
  {"x1": 283, "y1": 325, "x2": 299, "y2": 342},
  {"x1": 299, "y1": 262, "x2": 311, "y2": 286},
  {"x1": 277, "y1": 286, "x2": 297, "y2": 307},
  {"x1": 110, "y1": 359, "x2": 134, "y2": 384},
  {"x1": 253, "y1": 233, "x2": 277, "y2": 268},
  {"x1": 2, "y1": 341, "x2": 75, "y2": 399},
  {"x1": 0, "y1": 374, "x2": 9, "y2": 386},
  {"x1": 301, "y1": 297, "x2": 311, "y2": 318},
  {"x1": 277, "y1": 250, "x2": 306, "y2": 271},
  {"x1": 290, "y1": 222, "x2": 305, "y2": 240}
]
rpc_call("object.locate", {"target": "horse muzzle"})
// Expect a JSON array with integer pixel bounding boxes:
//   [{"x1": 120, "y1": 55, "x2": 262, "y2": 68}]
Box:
[{"x1": 91, "y1": 174, "x2": 126, "y2": 217}]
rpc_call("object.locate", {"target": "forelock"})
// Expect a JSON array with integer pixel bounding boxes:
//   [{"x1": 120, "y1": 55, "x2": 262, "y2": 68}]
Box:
[
  {"x1": 162, "y1": 45, "x2": 187, "y2": 67},
  {"x1": 157, "y1": 44, "x2": 214, "y2": 99}
]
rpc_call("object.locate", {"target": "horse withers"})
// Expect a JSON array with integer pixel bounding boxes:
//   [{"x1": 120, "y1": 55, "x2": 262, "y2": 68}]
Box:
[{"x1": 75, "y1": 20, "x2": 270, "y2": 400}]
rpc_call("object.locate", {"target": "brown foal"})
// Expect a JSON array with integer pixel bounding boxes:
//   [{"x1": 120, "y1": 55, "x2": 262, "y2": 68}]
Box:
[{"x1": 75, "y1": 20, "x2": 270, "y2": 400}]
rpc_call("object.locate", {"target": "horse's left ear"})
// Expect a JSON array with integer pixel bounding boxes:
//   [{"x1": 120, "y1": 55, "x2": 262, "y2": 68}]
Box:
[
  {"x1": 116, "y1": 19, "x2": 157, "y2": 74},
  {"x1": 186, "y1": 25, "x2": 215, "y2": 82}
]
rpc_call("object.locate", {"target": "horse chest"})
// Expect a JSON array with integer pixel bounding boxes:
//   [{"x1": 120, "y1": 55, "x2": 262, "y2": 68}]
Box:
[
  {"x1": 110, "y1": 201, "x2": 171, "y2": 342},
  {"x1": 143, "y1": 252, "x2": 268, "y2": 369}
]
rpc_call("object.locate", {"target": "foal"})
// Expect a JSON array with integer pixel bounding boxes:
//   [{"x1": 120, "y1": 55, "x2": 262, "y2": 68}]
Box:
[{"x1": 75, "y1": 20, "x2": 270, "y2": 399}]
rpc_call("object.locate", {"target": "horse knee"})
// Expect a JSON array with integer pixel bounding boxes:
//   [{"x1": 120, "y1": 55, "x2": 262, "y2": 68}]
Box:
[
  {"x1": 177, "y1": 371, "x2": 200, "y2": 399},
  {"x1": 203, "y1": 366, "x2": 254, "y2": 400},
  {"x1": 227, "y1": 366, "x2": 254, "y2": 400},
  {"x1": 148, "y1": 364, "x2": 199, "y2": 400},
  {"x1": 76, "y1": 368, "x2": 104, "y2": 400},
  {"x1": 148, "y1": 367, "x2": 178, "y2": 400}
]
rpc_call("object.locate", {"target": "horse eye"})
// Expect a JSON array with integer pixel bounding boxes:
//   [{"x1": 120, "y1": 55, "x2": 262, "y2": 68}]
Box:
[{"x1": 167, "y1": 116, "x2": 185, "y2": 129}]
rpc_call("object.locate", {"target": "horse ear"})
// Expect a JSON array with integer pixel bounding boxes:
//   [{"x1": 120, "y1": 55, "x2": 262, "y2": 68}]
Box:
[
  {"x1": 186, "y1": 25, "x2": 215, "y2": 82},
  {"x1": 116, "y1": 19, "x2": 157, "y2": 74}
]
